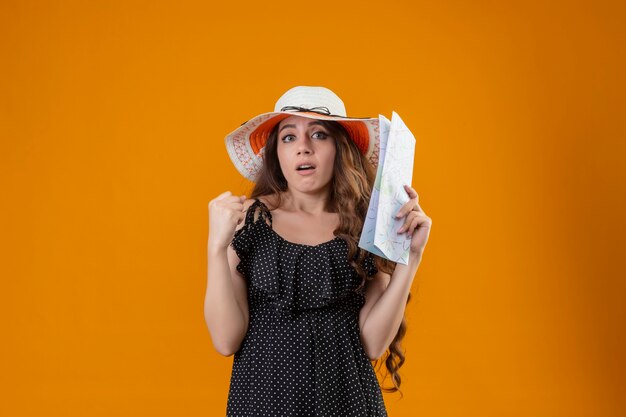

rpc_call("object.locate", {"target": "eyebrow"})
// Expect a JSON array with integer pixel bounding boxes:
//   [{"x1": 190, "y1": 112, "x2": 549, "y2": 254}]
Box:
[{"x1": 278, "y1": 120, "x2": 326, "y2": 134}]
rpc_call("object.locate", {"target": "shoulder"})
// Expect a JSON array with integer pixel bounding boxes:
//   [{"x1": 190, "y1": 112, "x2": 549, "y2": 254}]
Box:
[
  {"x1": 233, "y1": 198, "x2": 258, "y2": 234},
  {"x1": 229, "y1": 198, "x2": 260, "y2": 260},
  {"x1": 242, "y1": 197, "x2": 257, "y2": 212},
  {"x1": 256, "y1": 193, "x2": 280, "y2": 210},
  {"x1": 233, "y1": 194, "x2": 279, "y2": 233}
]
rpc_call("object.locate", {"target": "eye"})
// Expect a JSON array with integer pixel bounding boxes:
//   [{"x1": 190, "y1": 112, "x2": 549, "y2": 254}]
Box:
[{"x1": 280, "y1": 131, "x2": 328, "y2": 143}]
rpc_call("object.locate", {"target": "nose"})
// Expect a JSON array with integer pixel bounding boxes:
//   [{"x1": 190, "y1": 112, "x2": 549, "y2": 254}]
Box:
[{"x1": 297, "y1": 136, "x2": 312, "y2": 155}]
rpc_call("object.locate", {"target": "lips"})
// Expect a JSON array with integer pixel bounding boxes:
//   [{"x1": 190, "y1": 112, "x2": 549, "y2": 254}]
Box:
[
  {"x1": 295, "y1": 162, "x2": 317, "y2": 176},
  {"x1": 295, "y1": 163, "x2": 316, "y2": 171}
]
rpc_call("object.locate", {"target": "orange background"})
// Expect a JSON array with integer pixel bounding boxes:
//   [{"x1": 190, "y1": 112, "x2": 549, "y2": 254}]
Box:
[{"x1": 1, "y1": 0, "x2": 625, "y2": 416}]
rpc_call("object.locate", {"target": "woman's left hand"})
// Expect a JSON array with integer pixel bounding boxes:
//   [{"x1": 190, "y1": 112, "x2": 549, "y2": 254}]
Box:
[{"x1": 395, "y1": 184, "x2": 432, "y2": 256}]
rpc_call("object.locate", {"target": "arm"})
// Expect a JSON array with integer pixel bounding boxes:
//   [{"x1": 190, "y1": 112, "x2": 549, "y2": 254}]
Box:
[
  {"x1": 359, "y1": 184, "x2": 432, "y2": 360},
  {"x1": 358, "y1": 253, "x2": 422, "y2": 360},
  {"x1": 204, "y1": 198, "x2": 254, "y2": 356}
]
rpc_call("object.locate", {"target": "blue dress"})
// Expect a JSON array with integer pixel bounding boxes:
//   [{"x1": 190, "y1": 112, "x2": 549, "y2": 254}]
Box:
[{"x1": 226, "y1": 198, "x2": 388, "y2": 416}]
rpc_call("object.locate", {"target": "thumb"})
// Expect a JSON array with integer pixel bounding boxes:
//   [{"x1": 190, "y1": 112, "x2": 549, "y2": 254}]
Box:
[{"x1": 216, "y1": 190, "x2": 232, "y2": 200}]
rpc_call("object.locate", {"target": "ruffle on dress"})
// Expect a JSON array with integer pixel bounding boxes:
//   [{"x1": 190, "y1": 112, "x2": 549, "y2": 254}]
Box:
[{"x1": 230, "y1": 199, "x2": 378, "y2": 316}]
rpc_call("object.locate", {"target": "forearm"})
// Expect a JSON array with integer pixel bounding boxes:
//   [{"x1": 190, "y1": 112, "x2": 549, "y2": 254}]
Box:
[
  {"x1": 361, "y1": 252, "x2": 422, "y2": 359},
  {"x1": 204, "y1": 245, "x2": 247, "y2": 356}
]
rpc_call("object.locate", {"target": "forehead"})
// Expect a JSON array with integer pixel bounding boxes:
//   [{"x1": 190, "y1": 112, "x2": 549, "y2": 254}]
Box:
[{"x1": 278, "y1": 115, "x2": 325, "y2": 128}]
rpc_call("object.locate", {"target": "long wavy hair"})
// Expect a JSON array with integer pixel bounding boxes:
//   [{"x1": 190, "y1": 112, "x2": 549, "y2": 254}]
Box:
[{"x1": 248, "y1": 116, "x2": 412, "y2": 397}]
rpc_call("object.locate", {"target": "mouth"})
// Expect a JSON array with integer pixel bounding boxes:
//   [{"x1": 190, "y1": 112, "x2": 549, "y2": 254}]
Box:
[
  {"x1": 295, "y1": 163, "x2": 317, "y2": 176},
  {"x1": 295, "y1": 164, "x2": 316, "y2": 172}
]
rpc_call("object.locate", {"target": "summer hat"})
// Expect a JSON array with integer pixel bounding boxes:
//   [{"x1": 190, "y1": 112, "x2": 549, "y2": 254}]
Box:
[{"x1": 225, "y1": 85, "x2": 381, "y2": 182}]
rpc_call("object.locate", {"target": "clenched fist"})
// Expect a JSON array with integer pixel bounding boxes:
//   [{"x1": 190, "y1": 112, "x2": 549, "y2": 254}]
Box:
[{"x1": 208, "y1": 191, "x2": 247, "y2": 251}]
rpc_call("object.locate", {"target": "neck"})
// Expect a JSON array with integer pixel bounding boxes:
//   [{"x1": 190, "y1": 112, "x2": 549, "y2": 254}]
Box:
[{"x1": 281, "y1": 187, "x2": 332, "y2": 215}]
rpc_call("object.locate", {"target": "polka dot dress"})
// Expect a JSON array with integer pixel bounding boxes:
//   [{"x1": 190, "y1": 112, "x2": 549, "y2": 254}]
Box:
[{"x1": 226, "y1": 199, "x2": 388, "y2": 417}]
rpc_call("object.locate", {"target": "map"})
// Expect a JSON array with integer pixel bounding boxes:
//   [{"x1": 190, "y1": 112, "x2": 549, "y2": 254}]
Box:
[{"x1": 358, "y1": 111, "x2": 416, "y2": 265}]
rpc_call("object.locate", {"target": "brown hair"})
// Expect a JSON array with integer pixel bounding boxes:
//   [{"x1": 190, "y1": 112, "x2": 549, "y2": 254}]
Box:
[{"x1": 249, "y1": 117, "x2": 412, "y2": 397}]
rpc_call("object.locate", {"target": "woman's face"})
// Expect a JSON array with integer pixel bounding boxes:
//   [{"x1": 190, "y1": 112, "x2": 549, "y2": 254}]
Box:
[{"x1": 275, "y1": 115, "x2": 337, "y2": 194}]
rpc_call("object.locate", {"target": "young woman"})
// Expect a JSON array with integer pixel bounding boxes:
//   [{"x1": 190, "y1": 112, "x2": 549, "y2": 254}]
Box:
[{"x1": 205, "y1": 86, "x2": 432, "y2": 416}]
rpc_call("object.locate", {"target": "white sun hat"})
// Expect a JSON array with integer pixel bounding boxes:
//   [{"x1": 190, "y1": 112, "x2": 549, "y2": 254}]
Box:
[{"x1": 224, "y1": 85, "x2": 381, "y2": 182}]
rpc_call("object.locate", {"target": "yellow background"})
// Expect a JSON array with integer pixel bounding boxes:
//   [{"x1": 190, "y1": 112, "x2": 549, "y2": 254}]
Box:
[{"x1": 1, "y1": 0, "x2": 625, "y2": 416}]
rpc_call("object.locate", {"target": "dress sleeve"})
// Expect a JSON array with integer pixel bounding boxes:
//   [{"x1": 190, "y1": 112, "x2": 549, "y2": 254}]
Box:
[
  {"x1": 230, "y1": 224, "x2": 251, "y2": 277},
  {"x1": 361, "y1": 252, "x2": 379, "y2": 277},
  {"x1": 228, "y1": 200, "x2": 267, "y2": 278}
]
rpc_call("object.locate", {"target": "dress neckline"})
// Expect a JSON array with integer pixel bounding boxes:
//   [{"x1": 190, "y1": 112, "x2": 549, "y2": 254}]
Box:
[{"x1": 254, "y1": 199, "x2": 343, "y2": 249}]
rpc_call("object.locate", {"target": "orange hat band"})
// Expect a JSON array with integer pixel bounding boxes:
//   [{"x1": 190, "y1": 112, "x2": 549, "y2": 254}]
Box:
[{"x1": 248, "y1": 114, "x2": 370, "y2": 156}]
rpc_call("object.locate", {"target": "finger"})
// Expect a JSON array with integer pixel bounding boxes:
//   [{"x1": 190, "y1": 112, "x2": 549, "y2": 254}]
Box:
[
  {"x1": 405, "y1": 184, "x2": 426, "y2": 213},
  {"x1": 209, "y1": 191, "x2": 230, "y2": 206},
  {"x1": 407, "y1": 215, "x2": 421, "y2": 236},
  {"x1": 232, "y1": 195, "x2": 247, "y2": 204},
  {"x1": 404, "y1": 184, "x2": 423, "y2": 212},
  {"x1": 403, "y1": 184, "x2": 419, "y2": 201},
  {"x1": 395, "y1": 197, "x2": 418, "y2": 219},
  {"x1": 222, "y1": 194, "x2": 247, "y2": 204},
  {"x1": 397, "y1": 211, "x2": 417, "y2": 233},
  {"x1": 400, "y1": 212, "x2": 426, "y2": 234},
  {"x1": 238, "y1": 195, "x2": 247, "y2": 210},
  {"x1": 216, "y1": 190, "x2": 232, "y2": 200},
  {"x1": 209, "y1": 191, "x2": 231, "y2": 208},
  {"x1": 396, "y1": 199, "x2": 421, "y2": 219},
  {"x1": 226, "y1": 198, "x2": 247, "y2": 210}
]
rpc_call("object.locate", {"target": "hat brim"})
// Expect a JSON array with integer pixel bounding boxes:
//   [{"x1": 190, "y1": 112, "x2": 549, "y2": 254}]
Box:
[{"x1": 225, "y1": 111, "x2": 381, "y2": 182}]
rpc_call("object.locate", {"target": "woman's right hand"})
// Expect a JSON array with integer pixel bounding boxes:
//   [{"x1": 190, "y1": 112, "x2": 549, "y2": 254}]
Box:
[{"x1": 208, "y1": 191, "x2": 247, "y2": 251}]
